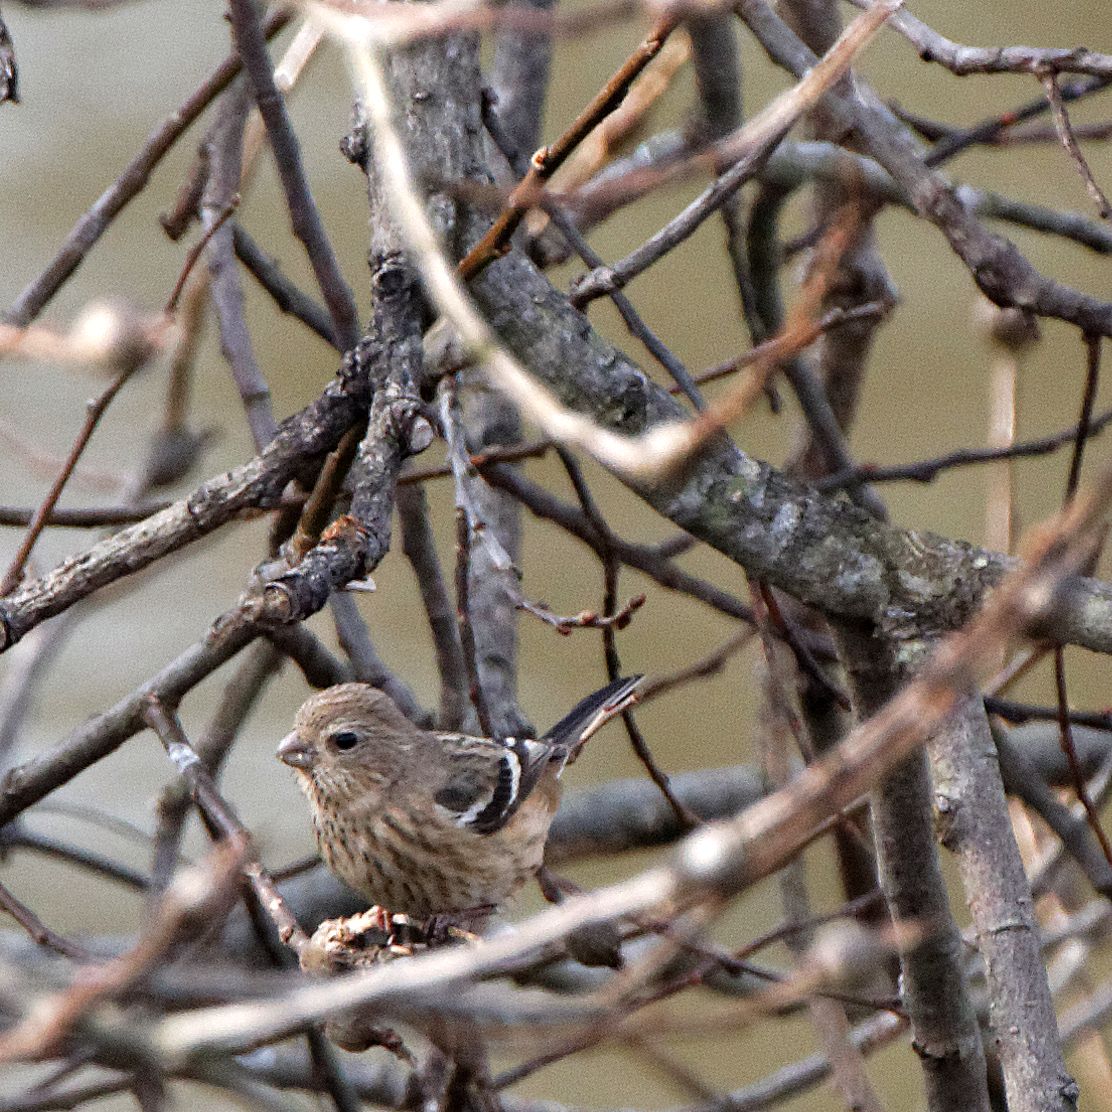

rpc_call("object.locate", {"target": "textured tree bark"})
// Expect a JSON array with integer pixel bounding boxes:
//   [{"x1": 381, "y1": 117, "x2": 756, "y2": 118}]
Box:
[
  {"x1": 837, "y1": 622, "x2": 991, "y2": 1112},
  {"x1": 931, "y1": 699, "x2": 1080, "y2": 1112}
]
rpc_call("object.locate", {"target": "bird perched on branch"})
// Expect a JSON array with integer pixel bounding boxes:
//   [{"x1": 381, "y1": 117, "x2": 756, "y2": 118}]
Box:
[{"x1": 277, "y1": 675, "x2": 644, "y2": 920}]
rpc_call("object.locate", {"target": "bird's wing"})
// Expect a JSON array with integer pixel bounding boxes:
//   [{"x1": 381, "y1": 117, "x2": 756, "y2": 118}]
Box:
[
  {"x1": 433, "y1": 734, "x2": 552, "y2": 835},
  {"x1": 433, "y1": 676, "x2": 645, "y2": 836}
]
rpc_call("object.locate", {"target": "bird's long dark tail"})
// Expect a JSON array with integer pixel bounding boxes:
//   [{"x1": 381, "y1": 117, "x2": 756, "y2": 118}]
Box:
[{"x1": 542, "y1": 675, "x2": 644, "y2": 758}]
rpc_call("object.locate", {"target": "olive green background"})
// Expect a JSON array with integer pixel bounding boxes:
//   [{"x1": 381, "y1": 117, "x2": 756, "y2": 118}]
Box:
[{"x1": 1, "y1": 1, "x2": 1111, "y2": 1106}]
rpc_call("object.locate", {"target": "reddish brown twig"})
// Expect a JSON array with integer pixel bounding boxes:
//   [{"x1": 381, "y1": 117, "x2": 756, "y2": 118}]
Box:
[
  {"x1": 457, "y1": 13, "x2": 680, "y2": 280},
  {"x1": 517, "y1": 592, "x2": 646, "y2": 635},
  {"x1": 544, "y1": 33, "x2": 689, "y2": 196},
  {"x1": 0, "y1": 842, "x2": 242, "y2": 1062},
  {"x1": 287, "y1": 425, "x2": 364, "y2": 560}
]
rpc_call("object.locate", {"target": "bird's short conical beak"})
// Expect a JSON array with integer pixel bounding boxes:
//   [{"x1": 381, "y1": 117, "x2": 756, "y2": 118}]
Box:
[{"x1": 277, "y1": 732, "x2": 314, "y2": 770}]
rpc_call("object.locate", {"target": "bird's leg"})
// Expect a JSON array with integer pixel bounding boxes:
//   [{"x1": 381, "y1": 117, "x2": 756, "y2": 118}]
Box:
[
  {"x1": 381, "y1": 910, "x2": 425, "y2": 948},
  {"x1": 421, "y1": 904, "x2": 496, "y2": 946},
  {"x1": 537, "y1": 865, "x2": 578, "y2": 903}
]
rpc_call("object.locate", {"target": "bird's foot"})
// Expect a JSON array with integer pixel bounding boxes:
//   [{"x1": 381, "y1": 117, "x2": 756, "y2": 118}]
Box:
[
  {"x1": 301, "y1": 907, "x2": 419, "y2": 976},
  {"x1": 353, "y1": 905, "x2": 429, "y2": 952}
]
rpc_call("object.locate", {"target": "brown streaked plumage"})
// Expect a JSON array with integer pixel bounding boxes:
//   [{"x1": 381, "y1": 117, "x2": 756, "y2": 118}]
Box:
[{"x1": 277, "y1": 676, "x2": 643, "y2": 918}]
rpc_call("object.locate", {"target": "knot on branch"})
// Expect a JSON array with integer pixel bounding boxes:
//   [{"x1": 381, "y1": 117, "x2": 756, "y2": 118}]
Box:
[
  {"x1": 340, "y1": 106, "x2": 370, "y2": 169},
  {"x1": 258, "y1": 514, "x2": 372, "y2": 624},
  {"x1": 391, "y1": 402, "x2": 434, "y2": 456},
  {"x1": 879, "y1": 536, "x2": 1002, "y2": 643},
  {"x1": 370, "y1": 252, "x2": 418, "y2": 308},
  {"x1": 933, "y1": 791, "x2": 967, "y2": 850},
  {"x1": 569, "y1": 265, "x2": 620, "y2": 306}
]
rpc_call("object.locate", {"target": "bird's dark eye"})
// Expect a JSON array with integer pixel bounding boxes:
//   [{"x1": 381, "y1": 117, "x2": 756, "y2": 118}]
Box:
[{"x1": 332, "y1": 731, "x2": 360, "y2": 751}]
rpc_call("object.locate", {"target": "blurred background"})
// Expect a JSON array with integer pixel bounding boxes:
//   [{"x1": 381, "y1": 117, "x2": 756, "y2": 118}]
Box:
[{"x1": 1, "y1": 0, "x2": 1112, "y2": 1106}]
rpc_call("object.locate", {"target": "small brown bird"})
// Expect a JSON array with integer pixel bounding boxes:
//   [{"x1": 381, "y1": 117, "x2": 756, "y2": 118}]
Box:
[{"x1": 277, "y1": 676, "x2": 643, "y2": 919}]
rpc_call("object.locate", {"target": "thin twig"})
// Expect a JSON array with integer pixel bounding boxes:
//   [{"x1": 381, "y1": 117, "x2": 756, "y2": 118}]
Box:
[
  {"x1": 149, "y1": 641, "x2": 283, "y2": 899},
  {"x1": 455, "y1": 507, "x2": 494, "y2": 736},
  {"x1": 1, "y1": 824, "x2": 151, "y2": 890},
  {"x1": 1042, "y1": 71, "x2": 1112, "y2": 219},
  {"x1": 818, "y1": 402, "x2": 1112, "y2": 491},
  {"x1": 843, "y1": 0, "x2": 1112, "y2": 79},
  {"x1": 228, "y1": 0, "x2": 360, "y2": 350},
  {"x1": 517, "y1": 593, "x2": 646, "y2": 635},
  {"x1": 1, "y1": 362, "x2": 144, "y2": 595},
  {"x1": 481, "y1": 94, "x2": 708, "y2": 409},
  {"x1": 142, "y1": 698, "x2": 310, "y2": 954},
  {"x1": 556, "y1": 448, "x2": 698, "y2": 828},
  {"x1": 400, "y1": 441, "x2": 553, "y2": 486},
  {"x1": 639, "y1": 629, "x2": 753, "y2": 703},
  {"x1": 925, "y1": 74, "x2": 1112, "y2": 166},
  {"x1": 4, "y1": 10, "x2": 291, "y2": 326},
  {"x1": 1051, "y1": 333, "x2": 1112, "y2": 872},
  {"x1": 1067, "y1": 335, "x2": 1104, "y2": 500},
  {"x1": 568, "y1": 2, "x2": 899, "y2": 307},
  {"x1": 481, "y1": 461, "x2": 759, "y2": 625},
  {"x1": 232, "y1": 222, "x2": 337, "y2": 346},
  {"x1": 202, "y1": 81, "x2": 277, "y2": 454},
  {"x1": 458, "y1": 12, "x2": 681, "y2": 280},
  {"x1": 685, "y1": 302, "x2": 890, "y2": 393},
  {"x1": 756, "y1": 584, "x2": 850, "y2": 711},
  {"x1": 0, "y1": 880, "x2": 92, "y2": 961},
  {"x1": 165, "y1": 198, "x2": 239, "y2": 315}
]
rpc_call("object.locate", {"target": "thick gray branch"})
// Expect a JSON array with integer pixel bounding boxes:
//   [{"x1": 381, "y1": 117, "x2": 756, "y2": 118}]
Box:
[
  {"x1": 835, "y1": 622, "x2": 990, "y2": 1112},
  {"x1": 931, "y1": 698, "x2": 1079, "y2": 1112},
  {"x1": 360, "y1": 34, "x2": 1112, "y2": 653},
  {"x1": 0, "y1": 358, "x2": 371, "y2": 651}
]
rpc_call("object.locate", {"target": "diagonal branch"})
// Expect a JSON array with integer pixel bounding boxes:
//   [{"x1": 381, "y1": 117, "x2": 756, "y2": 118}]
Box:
[
  {"x1": 150, "y1": 460, "x2": 1112, "y2": 1062},
  {"x1": 228, "y1": 0, "x2": 360, "y2": 351},
  {"x1": 736, "y1": 0, "x2": 1112, "y2": 338},
  {"x1": 0, "y1": 354, "x2": 371, "y2": 651}
]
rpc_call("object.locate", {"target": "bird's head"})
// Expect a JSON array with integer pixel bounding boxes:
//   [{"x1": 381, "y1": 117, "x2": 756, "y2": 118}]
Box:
[{"x1": 277, "y1": 683, "x2": 419, "y2": 804}]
